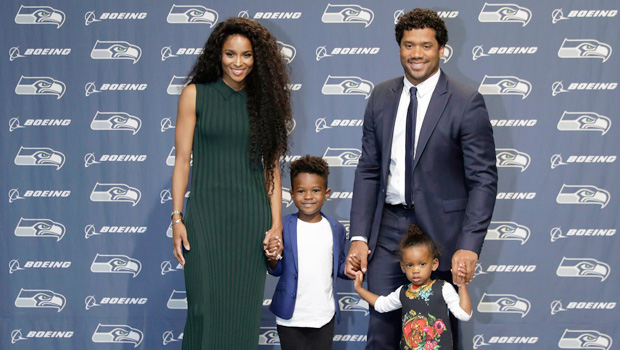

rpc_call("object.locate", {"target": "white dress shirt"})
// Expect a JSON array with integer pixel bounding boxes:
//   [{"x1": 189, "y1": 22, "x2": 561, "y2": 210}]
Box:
[
  {"x1": 385, "y1": 70, "x2": 441, "y2": 205},
  {"x1": 351, "y1": 71, "x2": 441, "y2": 243}
]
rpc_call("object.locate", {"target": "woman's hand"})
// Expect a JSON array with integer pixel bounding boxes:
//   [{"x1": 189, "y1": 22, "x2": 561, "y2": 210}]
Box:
[{"x1": 173, "y1": 222, "x2": 190, "y2": 267}]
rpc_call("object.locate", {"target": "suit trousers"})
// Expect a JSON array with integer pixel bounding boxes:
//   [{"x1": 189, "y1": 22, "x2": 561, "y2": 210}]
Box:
[{"x1": 365, "y1": 205, "x2": 459, "y2": 350}]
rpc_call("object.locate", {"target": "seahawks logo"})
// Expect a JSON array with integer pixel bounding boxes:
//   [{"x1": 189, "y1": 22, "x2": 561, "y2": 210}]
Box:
[
  {"x1": 15, "y1": 288, "x2": 66, "y2": 312},
  {"x1": 323, "y1": 147, "x2": 361, "y2": 167},
  {"x1": 278, "y1": 41, "x2": 296, "y2": 64},
  {"x1": 167, "y1": 5, "x2": 218, "y2": 27},
  {"x1": 321, "y1": 4, "x2": 374, "y2": 27},
  {"x1": 14, "y1": 146, "x2": 65, "y2": 170},
  {"x1": 90, "y1": 111, "x2": 141, "y2": 134},
  {"x1": 90, "y1": 182, "x2": 141, "y2": 206},
  {"x1": 441, "y1": 44, "x2": 453, "y2": 63},
  {"x1": 558, "y1": 39, "x2": 612, "y2": 63},
  {"x1": 15, "y1": 76, "x2": 66, "y2": 99},
  {"x1": 556, "y1": 257, "x2": 610, "y2": 281},
  {"x1": 478, "y1": 75, "x2": 532, "y2": 99},
  {"x1": 15, "y1": 5, "x2": 65, "y2": 28},
  {"x1": 322, "y1": 75, "x2": 374, "y2": 99},
  {"x1": 556, "y1": 184, "x2": 610, "y2": 208},
  {"x1": 282, "y1": 187, "x2": 294, "y2": 208},
  {"x1": 478, "y1": 3, "x2": 532, "y2": 26},
  {"x1": 495, "y1": 148, "x2": 530, "y2": 171},
  {"x1": 92, "y1": 324, "x2": 143, "y2": 348},
  {"x1": 15, "y1": 218, "x2": 66, "y2": 241},
  {"x1": 338, "y1": 293, "x2": 369, "y2": 315},
  {"x1": 90, "y1": 40, "x2": 142, "y2": 64},
  {"x1": 486, "y1": 221, "x2": 530, "y2": 244},
  {"x1": 258, "y1": 328, "x2": 280, "y2": 345},
  {"x1": 558, "y1": 329, "x2": 612, "y2": 350},
  {"x1": 557, "y1": 112, "x2": 611, "y2": 135},
  {"x1": 166, "y1": 290, "x2": 187, "y2": 309},
  {"x1": 90, "y1": 254, "x2": 142, "y2": 277},
  {"x1": 477, "y1": 293, "x2": 530, "y2": 317}
]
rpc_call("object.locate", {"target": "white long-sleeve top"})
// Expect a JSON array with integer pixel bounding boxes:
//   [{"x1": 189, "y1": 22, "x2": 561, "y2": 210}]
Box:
[{"x1": 374, "y1": 281, "x2": 472, "y2": 321}]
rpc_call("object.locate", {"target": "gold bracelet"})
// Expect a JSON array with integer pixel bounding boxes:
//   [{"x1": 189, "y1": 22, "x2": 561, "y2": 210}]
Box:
[{"x1": 172, "y1": 218, "x2": 183, "y2": 226}]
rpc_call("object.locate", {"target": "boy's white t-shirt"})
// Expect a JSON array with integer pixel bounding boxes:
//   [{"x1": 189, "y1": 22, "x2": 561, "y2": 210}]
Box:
[{"x1": 276, "y1": 217, "x2": 335, "y2": 328}]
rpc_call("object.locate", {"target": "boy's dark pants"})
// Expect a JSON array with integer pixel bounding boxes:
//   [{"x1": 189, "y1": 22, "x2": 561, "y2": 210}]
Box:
[{"x1": 277, "y1": 316, "x2": 335, "y2": 350}]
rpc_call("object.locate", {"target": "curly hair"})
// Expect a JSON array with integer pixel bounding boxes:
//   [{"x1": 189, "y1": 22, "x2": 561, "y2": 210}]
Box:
[
  {"x1": 395, "y1": 8, "x2": 448, "y2": 47},
  {"x1": 289, "y1": 155, "x2": 329, "y2": 188},
  {"x1": 399, "y1": 224, "x2": 441, "y2": 260},
  {"x1": 187, "y1": 17, "x2": 292, "y2": 194}
]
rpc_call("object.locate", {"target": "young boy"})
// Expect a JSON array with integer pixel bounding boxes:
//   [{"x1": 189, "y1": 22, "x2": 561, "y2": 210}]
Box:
[
  {"x1": 354, "y1": 224, "x2": 472, "y2": 350},
  {"x1": 265, "y1": 155, "x2": 347, "y2": 350}
]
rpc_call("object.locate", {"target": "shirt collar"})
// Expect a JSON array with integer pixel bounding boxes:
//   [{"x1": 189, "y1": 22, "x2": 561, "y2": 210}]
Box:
[
  {"x1": 403, "y1": 69, "x2": 441, "y2": 98},
  {"x1": 213, "y1": 79, "x2": 246, "y2": 100}
]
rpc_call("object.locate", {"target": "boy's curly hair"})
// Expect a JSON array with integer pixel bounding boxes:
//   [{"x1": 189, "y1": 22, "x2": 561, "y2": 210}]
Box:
[
  {"x1": 399, "y1": 224, "x2": 441, "y2": 260},
  {"x1": 289, "y1": 155, "x2": 329, "y2": 188}
]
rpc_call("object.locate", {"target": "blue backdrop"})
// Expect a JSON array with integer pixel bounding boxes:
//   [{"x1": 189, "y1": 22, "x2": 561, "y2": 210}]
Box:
[{"x1": 2, "y1": 0, "x2": 619, "y2": 349}]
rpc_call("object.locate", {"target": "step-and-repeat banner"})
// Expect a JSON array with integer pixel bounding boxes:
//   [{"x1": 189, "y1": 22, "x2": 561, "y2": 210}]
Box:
[{"x1": 2, "y1": 0, "x2": 619, "y2": 349}]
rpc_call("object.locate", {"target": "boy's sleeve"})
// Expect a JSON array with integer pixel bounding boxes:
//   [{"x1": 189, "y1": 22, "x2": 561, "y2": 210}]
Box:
[
  {"x1": 374, "y1": 286, "x2": 403, "y2": 313},
  {"x1": 442, "y1": 281, "x2": 472, "y2": 321},
  {"x1": 267, "y1": 259, "x2": 283, "y2": 276}
]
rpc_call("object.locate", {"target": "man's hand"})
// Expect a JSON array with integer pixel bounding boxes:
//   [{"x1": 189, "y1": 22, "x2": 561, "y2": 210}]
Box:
[
  {"x1": 451, "y1": 249, "x2": 478, "y2": 286},
  {"x1": 345, "y1": 241, "x2": 371, "y2": 280}
]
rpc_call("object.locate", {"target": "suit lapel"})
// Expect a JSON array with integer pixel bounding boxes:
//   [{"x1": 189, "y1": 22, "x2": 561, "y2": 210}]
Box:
[
  {"x1": 289, "y1": 215, "x2": 299, "y2": 272},
  {"x1": 382, "y1": 79, "x2": 404, "y2": 177},
  {"x1": 413, "y1": 72, "x2": 450, "y2": 171}
]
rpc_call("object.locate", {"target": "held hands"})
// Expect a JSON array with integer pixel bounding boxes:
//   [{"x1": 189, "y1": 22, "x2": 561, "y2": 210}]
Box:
[
  {"x1": 345, "y1": 241, "x2": 371, "y2": 280},
  {"x1": 451, "y1": 249, "x2": 478, "y2": 286},
  {"x1": 353, "y1": 271, "x2": 365, "y2": 291},
  {"x1": 263, "y1": 225, "x2": 283, "y2": 260},
  {"x1": 264, "y1": 235, "x2": 281, "y2": 262},
  {"x1": 172, "y1": 222, "x2": 190, "y2": 267}
]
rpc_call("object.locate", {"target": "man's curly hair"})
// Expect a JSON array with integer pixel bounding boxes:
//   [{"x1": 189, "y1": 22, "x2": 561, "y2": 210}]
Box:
[
  {"x1": 289, "y1": 155, "x2": 329, "y2": 188},
  {"x1": 399, "y1": 224, "x2": 441, "y2": 260},
  {"x1": 187, "y1": 17, "x2": 292, "y2": 194},
  {"x1": 395, "y1": 9, "x2": 449, "y2": 47}
]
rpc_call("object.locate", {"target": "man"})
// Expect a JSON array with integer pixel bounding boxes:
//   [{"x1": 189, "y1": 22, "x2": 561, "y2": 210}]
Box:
[{"x1": 346, "y1": 8, "x2": 498, "y2": 350}]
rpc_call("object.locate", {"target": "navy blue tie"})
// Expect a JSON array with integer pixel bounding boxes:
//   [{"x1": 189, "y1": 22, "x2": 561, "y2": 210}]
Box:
[{"x1": 405, "y1": 86, "x2": 417, "y2": 207}]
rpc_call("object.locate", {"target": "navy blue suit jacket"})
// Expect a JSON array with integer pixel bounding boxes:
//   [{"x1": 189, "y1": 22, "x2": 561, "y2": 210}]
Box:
[
  {"x1": 268, "y1": 212, "x2": 347, "y2": 321},
  {"x1": 350, "y1": 71, "x2": 498, "y2": 270}
]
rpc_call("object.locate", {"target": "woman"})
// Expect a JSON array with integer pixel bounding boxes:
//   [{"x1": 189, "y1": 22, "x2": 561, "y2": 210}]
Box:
[{"x1": 171, "y1": 17, "x2": 291, "y2": 349}]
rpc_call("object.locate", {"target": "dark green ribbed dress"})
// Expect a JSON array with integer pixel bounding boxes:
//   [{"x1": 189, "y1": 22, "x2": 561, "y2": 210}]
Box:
[{"x1": 182, "y1": 80, "x2": 271, "y2": 349}]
